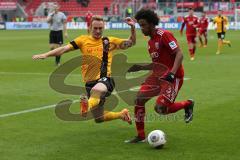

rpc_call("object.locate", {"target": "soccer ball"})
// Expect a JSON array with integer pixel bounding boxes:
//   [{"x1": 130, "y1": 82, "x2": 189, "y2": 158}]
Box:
[{"x1": 147, "y1": 130, "x2": 166, "y2": 149}]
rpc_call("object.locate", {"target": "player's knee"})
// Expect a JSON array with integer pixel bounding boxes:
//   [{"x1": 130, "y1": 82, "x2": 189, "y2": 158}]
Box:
[{"x1": 154, "y1": 105, "x2": 168, "y2": 115}]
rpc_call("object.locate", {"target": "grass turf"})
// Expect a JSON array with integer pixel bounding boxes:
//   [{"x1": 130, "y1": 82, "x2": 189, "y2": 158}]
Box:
[{"x1": 0, "y1": 29, "x2": 240, "y2": 160}]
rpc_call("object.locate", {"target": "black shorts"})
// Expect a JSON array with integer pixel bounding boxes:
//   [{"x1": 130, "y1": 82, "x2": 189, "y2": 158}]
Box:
[
  {"x1": 85, "y1": 77, "x2": 115, "y2": 98},
  {"x1": 217, "y1": 32, "x2": 225, "y2": 40},
  {"x1": 49, "y1": 30, "x2": 63, "y2": 44}
]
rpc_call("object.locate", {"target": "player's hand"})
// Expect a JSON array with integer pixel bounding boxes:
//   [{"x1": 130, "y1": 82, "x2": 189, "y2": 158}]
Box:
[
  {"x1": 127, "y1": 64, "x2": 143, "y2": 72},
  {"x1": 160, "y1": 72, "x2": 175, "y2": 83},
  {"x1": 124, "y1": 17, "x2": 136, "y2": 27},
  {"x1": 32, "y1": 54, "x2": 47, "y2": 60}
]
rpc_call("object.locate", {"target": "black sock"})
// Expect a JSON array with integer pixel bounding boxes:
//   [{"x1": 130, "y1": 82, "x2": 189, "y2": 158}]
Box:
[{"x1": 55, "y1": 56, "x2": 61, "y2": 64}]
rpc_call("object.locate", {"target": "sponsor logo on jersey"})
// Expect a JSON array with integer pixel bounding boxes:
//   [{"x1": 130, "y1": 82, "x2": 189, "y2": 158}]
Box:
[{"x1": 169, "y1": 41, "x2": 177, "y2": 50}]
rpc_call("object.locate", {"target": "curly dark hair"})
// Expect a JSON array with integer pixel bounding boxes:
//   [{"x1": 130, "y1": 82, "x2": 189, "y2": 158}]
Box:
[{"x1": 135, "y1": 9, "x2": 159, "y2": 26}]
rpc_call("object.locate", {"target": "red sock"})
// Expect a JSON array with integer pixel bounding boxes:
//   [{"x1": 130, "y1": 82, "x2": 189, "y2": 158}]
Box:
[
  {"x1": 167, "y1": 100, "x2": 191, "y2": 113},
  {"x1": 193, "y1": 45, "x2": 196, "y2": 54},
  {"x1": 189, "y1": 49, "x2": 193, "y2": 57},
  {"x1": 204, "y1": 38, "x2": 208, "y2": 45},
  {"x1": 199, "y1": 37, "x2": 203, "y2": 45},
  {"x1": 135, "y1": 105, "x2": 145, "y2": 139}
]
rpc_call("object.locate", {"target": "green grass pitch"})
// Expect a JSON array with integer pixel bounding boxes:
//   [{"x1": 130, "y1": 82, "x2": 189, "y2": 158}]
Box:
[{"x1": 0, "y1": 29, "x2": 240, "y2": 160}]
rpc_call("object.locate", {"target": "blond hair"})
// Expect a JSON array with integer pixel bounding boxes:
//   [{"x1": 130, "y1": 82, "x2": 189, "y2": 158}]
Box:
[
  {"x1": 89, "y1": 15, "x2": 104, "y2": 30},
  {"x1": 90, "y1": 15, "x2": 104, "y2": 24}
]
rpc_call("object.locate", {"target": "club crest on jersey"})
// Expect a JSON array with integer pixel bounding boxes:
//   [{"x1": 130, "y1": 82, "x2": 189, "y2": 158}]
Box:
[
  {"x1": 169, "y1": 41, "x2": 177, "y2": 50},
  {"x1": 155, "y1": 42, "x2": 159, "y2": 50}
]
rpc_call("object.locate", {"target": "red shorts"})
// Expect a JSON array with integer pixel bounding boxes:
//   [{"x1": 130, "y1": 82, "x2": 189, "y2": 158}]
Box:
[
  {"x1": 198, "y1": 29, "x2": 207, "y2": 36},
  {"x1": 138, "y1": 75, "x2": 183, "y2": 106},
  {"x1": 186, "y1": 35, "x2": 196, "y2": 44}
]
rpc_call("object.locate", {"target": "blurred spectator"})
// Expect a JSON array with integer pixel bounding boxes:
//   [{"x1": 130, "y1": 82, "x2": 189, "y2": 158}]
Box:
[
  {"x1": 163, "y1": 2, "x2": 173, "y2": 15},
  {"x1": 104, "y1": 6, "x2": 109, "y2": 15},
  {"x1": 16, "y1": 17, "x2": 20, "y2": 22},
  {"x1": 85, "y1": 11, "x2": 93, "y2": 34},
  {"x1": 125, "y1": 7, "x2": 133, "y2": 17},
  {"x1": 44, "y1": 7, "x2": 49, "y2": 16},
  {"x1": 113, "y1": 3, "x2": 119, "y2": 15},
  {"x1": 20, "y1": 17, "x2": 25, "y2": 22},
  {"x1": 77, "y1": 0, "x2": 89, "y2": 7},
  {"x1": 3, "y1": 14, "x2": 8, "y2": 22},
  {"x1": 177, "y1": 16, "x2": 183, "y2": 23},
  {"x1": 0, "y1": 14, "x2": 3, "y2": 22}
]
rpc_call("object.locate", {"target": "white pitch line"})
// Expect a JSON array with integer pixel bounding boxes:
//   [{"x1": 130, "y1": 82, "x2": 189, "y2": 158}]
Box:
[
  {"x1": 0, "y1": 75, "x2": 191, "y2": 118},
  {"x1": 0, "y1": 72, "x2": 50, "y2": 76},
  {"x1": 0, "y1": 72, "x2": 82, "y2": 77},
  {"x1": 0, "y1": 100, "x2": 79, "y2": 118},
  {"x1": 0, "y1": 72, "x2": 192, "y2": 80}
]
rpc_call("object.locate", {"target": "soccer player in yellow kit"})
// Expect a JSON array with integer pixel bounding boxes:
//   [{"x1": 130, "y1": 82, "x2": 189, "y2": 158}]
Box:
[
  {"x1": 32, "y1": 16, "x2": 136, "y2": 124},
  {"x1": 213, "y1": 9, "x2": 231, "y2": 54}
]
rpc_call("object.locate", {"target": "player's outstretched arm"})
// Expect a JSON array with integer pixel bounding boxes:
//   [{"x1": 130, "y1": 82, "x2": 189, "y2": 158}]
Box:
[
  {"x1": 171, "y1": 48, "x2": 183, "y2": 74},
  {"x1": 32, "y1": 45, "x2": 73, "y2": 60},
  {"x1": 160, "y1": 49, "x2": 183, "y2": 83},
  {"x1": 119, "y1": 17, "x2": 136, "y2": 49}
]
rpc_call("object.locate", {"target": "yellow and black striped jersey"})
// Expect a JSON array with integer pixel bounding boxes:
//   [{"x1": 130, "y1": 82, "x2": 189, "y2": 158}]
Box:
[
  {"x1": 68, "y1": 35, "x2": 125, "y2": 82},
  {"x1": 213, "y1": 15, "x2": 228, "y2": 33}
]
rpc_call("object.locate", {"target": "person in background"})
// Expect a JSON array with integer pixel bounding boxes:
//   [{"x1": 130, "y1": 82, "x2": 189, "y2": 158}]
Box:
[
  {"x1": 47, "y1": 3, "x2": 68, "y2": 66},
  {"x1": 180, "y1": 8, "x2": 198, "y2": 61},
  {"x1": 212, "y1": 9, "x2": 231, "y2": 55},
  {"x1": 198, "y1": 11, "x2": 209, "y2": 48},
  {"x1": 85, "y1": 11, "x2": 93, "y2": 34}
]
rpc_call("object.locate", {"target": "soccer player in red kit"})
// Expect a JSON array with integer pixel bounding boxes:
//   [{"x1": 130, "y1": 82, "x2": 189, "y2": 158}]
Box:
[
  {"x1": 198, "y1": 11, "x2": 209, "y2": 47},
  {"x1": 85, "y1": 11, "x2": 93, "y2": 34},
  {"x1": 125, "y1": 9, "x2": 195, "y2": 143},
  {"x1": 180, "y1": 8, "x2": 198, "y2": 61}
]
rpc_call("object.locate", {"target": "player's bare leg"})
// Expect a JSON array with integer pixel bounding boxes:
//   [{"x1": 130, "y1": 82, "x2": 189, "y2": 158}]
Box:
[
  {"x1": 80, "y1": 82, "x2": 106, "y2": 117},
  {"x1": 80, "y1": 83, "x2": 132, "y2": 124}
]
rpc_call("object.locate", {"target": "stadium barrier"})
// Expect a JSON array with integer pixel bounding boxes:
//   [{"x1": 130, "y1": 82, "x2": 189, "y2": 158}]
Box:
[
  {"x1": 0, "y1": 22, "x2": 5, "y2": 30},
  {"x1": 5, "y1": 22, "x2": 240, "y2": 30},
  {"x1": 6, "y1": 22, "x2": 49, "y2": 30}
]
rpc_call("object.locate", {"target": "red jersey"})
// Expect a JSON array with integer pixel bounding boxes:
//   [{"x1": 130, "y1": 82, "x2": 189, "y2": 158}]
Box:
[
  {"x1": 148, "y1": 29, "x2": 184, "y2": 78},
  {"x1": 180, "y1": 15, "x2": 198, "y2": 36},
  {"x1": 85, "y1": 13, "x2": 93, "y2": 27},
  {"x1": 198, "y1": 16, "x2": 208, "y2": 31}
]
